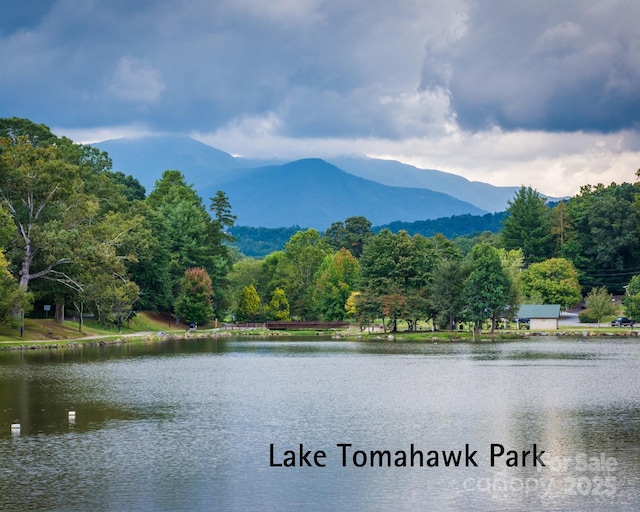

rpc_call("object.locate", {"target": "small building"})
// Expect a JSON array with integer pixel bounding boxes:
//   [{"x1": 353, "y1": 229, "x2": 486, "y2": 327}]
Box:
[{"x1": 516, "y1": 304, "x2": 561, "y2": 330}]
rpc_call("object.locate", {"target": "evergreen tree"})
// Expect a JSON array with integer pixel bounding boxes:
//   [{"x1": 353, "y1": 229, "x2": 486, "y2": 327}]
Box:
[
  {"x1": 236, "y1": 284, "x2": 262, "y2": 322},
  {"x1": 430, "y1": 258, "x2": 466, "y2": 330},
  {"x1": 210, "y1": 190, "x2": 237, "y2": 243},
  {"x1": 266, "y1": 287, "x2": 290, "y2": 321},
  {"x1": 462, "y1": 243, "x2": 512, "y2": 336},
  {"x1": 501, "y1": 186, "x2": 553, "y2": 264}
]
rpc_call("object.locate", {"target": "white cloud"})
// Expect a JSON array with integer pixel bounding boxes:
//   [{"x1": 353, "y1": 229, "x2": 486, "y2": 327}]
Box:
[
  {"x1": 54, "y1": 124, "x2": 157, "y2": 144},
  {"x1": 106, "y1": 56, "x2": 165, "y2": 103},
  {"x1": 192, "y1": 121, "x2": 640, "y2": 198},
  {"x1": 5, "y1": 0, "x2": 640, "y2": 202}
]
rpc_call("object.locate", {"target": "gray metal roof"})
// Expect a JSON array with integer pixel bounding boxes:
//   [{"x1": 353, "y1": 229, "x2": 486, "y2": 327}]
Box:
[{"x1": 516, "y1": 304, "x2": 561, "y2": 319}]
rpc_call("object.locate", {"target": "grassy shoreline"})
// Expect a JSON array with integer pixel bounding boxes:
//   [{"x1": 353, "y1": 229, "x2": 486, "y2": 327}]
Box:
[{"x1": 2, "y1": 312, "x2": 639, "y2": 350}]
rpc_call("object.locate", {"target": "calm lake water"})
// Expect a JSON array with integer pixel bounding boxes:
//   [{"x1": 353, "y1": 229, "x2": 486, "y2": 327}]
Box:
[{"x1": 0, "y1": 337, "x2": 638, "y2": 511}]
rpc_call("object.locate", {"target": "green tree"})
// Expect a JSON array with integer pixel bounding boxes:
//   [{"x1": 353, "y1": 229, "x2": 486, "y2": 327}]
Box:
[
  {"x1": 0, "y1": 117, "x2": 61, "y2": 146},
  {"x1": 174, "y1": 267, "x2": 214, "y2": 326},
  {"x1": 106, "y1": 171, "x2": 146, "y2": 201},
  {"x1": 266, "y1": 287, "x2": 290, "y2": 321},
  {"x1": 227, "y1": 258, "x2": 267, "y2": 313},
  {"x1": 209, "y1": 190, "x2": 237, "y2": 243},
  {"x1": 236, "y1": 284, "x2": 262, "y2": 322},
  {"x1": 312, "y1": 248, "x2": 360, "y2": 320},
  {"x1": 127, "y1": 202, "x2": 173, "y2": 311},
  {"x1": 550, "y1": 201, "x2": 572, "y2": 257},
  {"x1": 75, "y1": 211, "x2": 146, "y2": 329},
  {"x1": 324, "y1": 216, "x2": 373, "y2": 258},
  {"x1": 520, "y1": 258, "x2": 582, "y2": 308},
  {"x1": 0, "y1": 205, "x2": 14, "y2": 251},
  {"x1": 430, "y1": 258, "x2": 466, "y2": 330},
  {"x1": 497, "y1": 248, "x2": 525, "y2": 318},
  {"x1": 147, "y1": 170, "x2": 203, "y2": 208},
  {"x1": 147, "y1": 172, "x2": 235, "y2": 316},
  {"x1": 462, "y1": 243, "x2": 512, "y2": 337},
  {"x1": 622, "y1": 275, "x2": 640, "y2": 321},
  {"x1": 275, "y1": 229, "x2": 329, "y2": 318},
  {"x1": 0, "y1": 250, "x2": 32, "y2": 327},
  {"x1": 584, "y1": 286, "x2": 617, "y2": 327},
  {"x1": 359, "y1": 230, "x2": 439, "y2": 331},
  {"x1": 565, "y1": 183, "x2": 640, "y2": 293},
  {"x1": 0, "y1": 126, "x2": 144, "y2": 326},
  {"x1": 0, "y1": 136, "x2": 83, "y2": 290},
  {"x1": 501, "y1": 186, "x2": 553, "y2": 264}
]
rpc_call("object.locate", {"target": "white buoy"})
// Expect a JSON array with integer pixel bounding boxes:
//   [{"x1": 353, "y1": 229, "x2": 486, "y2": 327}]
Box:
[
  {"x1": 68, "y1": 411, "x2": 76, "y2": 423},
  {"x1": 11, "y1": 423, "x2": 20, "y2": 434}
]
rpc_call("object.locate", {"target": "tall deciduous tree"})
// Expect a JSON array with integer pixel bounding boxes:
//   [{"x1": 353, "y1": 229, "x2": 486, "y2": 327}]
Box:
[
  {"x1": 359, "y1": 230, "x2": 442, "y2": 331},
  {"x1": 324, "y1": 216, "x2": 373, "y2": 258},
  {"x1": 566, "y1": 183, "x2": 640, "y2": 294},
  {"x1": 312, "y1": 248, "x2": 360, "y2": 320},
  {"x1": 275, "y1": 229, "x2": 329, "y2": 318},
  {"x1": 0, "y1": 120, "x2": 144, "y2": 328},
  {"x1": 584, "y1": 286, "x2": 617, "y2": 327},
  {"x1": 0, "y1": 136, "x2": 82, "y2": 289},
  {"x1": 0, "y1": 250, "x2": 32, "y2": 327},
  {"x1": 520, "y1": 257, "x2": 581, "y2": 308},
  {"x1": 623, "y1": 275, "x2": 640, "y2": 321},
  {"x1": 501, "y1": 186, "x2": 553, "y2": 264},
  {"x1": 550, "y1": 201, "x2": 572, "y2": 257},
  {"x1": 174, "y1": 267, "x2": 214, "y2": 326}
]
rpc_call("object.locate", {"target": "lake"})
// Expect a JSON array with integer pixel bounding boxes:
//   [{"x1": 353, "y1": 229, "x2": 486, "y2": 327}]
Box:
[{"x1": 0, "y1": 337, "x2": 638, "y2": 511}]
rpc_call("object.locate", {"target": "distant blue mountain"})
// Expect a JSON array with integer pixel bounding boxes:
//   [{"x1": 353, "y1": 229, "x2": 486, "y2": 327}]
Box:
[
  {"x1": 94, "y1": 135, "x2": 523, "y2": 228},
  {"x1": 96, "y1": 135, "x2": 248, "y2": 192},
  {"x1": 199, "y1": 158, "x2": 486, "y2": 228},
  {"x1": 327, "y1": 156, "x2": 520, "y2": 213}
]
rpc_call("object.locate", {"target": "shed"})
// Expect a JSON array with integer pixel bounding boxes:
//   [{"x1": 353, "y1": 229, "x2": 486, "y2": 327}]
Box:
[{"x1": 516, "y1": 304, "x2": 561, "y2": 330}]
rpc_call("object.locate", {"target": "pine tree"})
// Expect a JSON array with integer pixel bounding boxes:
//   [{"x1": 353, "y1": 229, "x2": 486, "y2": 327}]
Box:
[{"x1": 501, "y1": 186, "x2": 553, "y2": 264}]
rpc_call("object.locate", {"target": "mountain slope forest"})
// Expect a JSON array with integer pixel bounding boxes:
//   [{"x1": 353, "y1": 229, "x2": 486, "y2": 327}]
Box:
[{"x1": 2, "y1": 118, "x2": 640, "y2": 332}]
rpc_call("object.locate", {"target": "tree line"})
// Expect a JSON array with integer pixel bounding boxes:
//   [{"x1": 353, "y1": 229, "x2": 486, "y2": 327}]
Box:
[{"x1": 2, "y1": 117, "x2": 640, "y2": 332}]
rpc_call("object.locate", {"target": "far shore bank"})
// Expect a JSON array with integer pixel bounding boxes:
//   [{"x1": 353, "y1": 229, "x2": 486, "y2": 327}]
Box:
[{"x1": 2, "y1": 325, "x2": 640, "y2": 351}]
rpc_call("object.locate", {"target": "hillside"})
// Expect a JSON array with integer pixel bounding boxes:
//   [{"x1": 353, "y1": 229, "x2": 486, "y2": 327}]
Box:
[{"x1": 200, "y1": 159, "x2": 486, "y2": 229}]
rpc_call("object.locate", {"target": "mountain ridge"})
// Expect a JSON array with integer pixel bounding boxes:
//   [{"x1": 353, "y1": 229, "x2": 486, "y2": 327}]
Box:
[
  {"x1": 95, "y1": 135, "x2": 526, "y2": 228},
  {"x1": 199, "y1": 158, "x2": 486, "y2": 228}
]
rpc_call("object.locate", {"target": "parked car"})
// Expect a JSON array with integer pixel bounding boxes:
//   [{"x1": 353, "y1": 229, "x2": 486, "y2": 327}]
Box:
[
  {"x1": 611, "y1": 317, "x2": 635, "y2": 327},
  {"x1": 515, "y1": 317, "x2": 530, "y2": 329}
]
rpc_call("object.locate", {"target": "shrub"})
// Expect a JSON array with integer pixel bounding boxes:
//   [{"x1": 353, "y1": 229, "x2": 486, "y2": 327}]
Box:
[{"x1": 578, "y1": 308, "x2": 598, "y2": 323}]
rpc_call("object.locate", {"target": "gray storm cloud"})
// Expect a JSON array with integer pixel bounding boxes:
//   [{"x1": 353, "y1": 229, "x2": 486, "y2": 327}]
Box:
[{"x1": 0, "y1": 0, "x2": 638, "y2": 144}]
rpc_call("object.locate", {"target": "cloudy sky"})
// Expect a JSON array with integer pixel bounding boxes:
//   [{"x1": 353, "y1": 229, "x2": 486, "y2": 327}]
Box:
[{"x1": 1, "y1": 0, "x2": 639, "y2": 196}]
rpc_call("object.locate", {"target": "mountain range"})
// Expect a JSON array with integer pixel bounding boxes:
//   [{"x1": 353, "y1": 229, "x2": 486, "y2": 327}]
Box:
[{"x1": 96, "y1": 135, "x2": 525, "y2": 229}]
